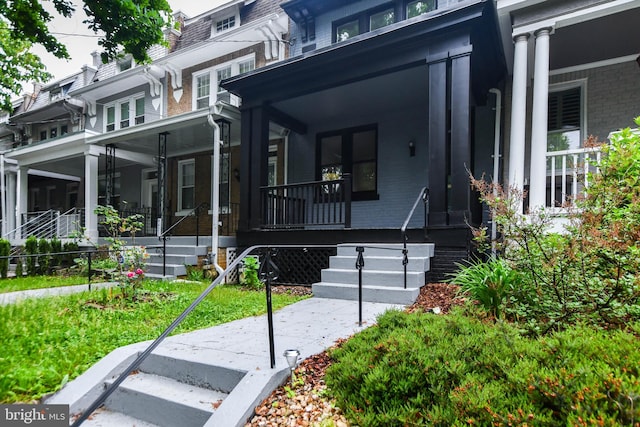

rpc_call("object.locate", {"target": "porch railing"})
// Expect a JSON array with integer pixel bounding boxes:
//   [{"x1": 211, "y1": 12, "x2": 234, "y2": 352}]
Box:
[
  {"x1": 260, "y1": 175, "x2": 351, "y2": 229},
  {"x1": 546, "y1": 146, "x2": 602, "y2": 209},
  {"x1": 4, "y1": 209, "x2": 81, "y2": 241}
]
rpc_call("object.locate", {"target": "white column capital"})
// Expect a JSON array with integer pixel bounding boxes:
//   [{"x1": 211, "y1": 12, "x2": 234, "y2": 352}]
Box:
[
  {"x1": 534, "y1": 27, "x2": 553, "y2": 38},
  {"x1": 513, "y1": 32, "x2": 530, "y2": 43}
]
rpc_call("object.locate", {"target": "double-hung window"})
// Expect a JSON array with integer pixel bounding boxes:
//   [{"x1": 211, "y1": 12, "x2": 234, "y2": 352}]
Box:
[
  {"x1": 193, "y1": 55, "x2": 255, "y2": 109},
  {"x1": 547, "y1": 85, "x2": 583, "y2": 153},
  {"x1": 196, "y1": 74, "x2": 211, "y2": 109},
  {"x1": 318, "y1": 125, "x2": 378, "y2": 200},
  {"x1": 178, "y1": 159, "x2": 196, "y2": 212},
  {"x1": 406, "y1": 0, "x2": 436, "y2": 19},
  {"x1": 104, "y1": 94, "x2": 145, "y2": 132},
  {"x1": 216, "y1": 16, "x2": 236, "y2": 33},
  {"x1": 216, "y1": 67, "x2": 232, "y2": 93}
]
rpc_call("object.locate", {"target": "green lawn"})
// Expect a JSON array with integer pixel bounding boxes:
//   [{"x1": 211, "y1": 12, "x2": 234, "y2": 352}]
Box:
[
  {"x1": 0, "y1": 280, "x2": 307, "y2": 403},
  {"x1": 0, "y1": 275, "x2": 95, "y2": 294}
]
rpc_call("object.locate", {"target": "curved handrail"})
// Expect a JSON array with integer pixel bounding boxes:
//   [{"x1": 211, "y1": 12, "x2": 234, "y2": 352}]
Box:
[
  {"x1": 70, "y1": 244, "x2": 335, "y2": 427},
  {"x1": 400, "y1": 187, "x2": 429, "y2": 289}
]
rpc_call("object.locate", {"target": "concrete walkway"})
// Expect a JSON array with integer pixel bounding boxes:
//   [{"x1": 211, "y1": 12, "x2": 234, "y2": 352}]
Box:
[
  {"x1": 45, "y1": 294, "x2": 402, "y2": 426},
  {"x1": 0, "y1": 282, "x2": 118, "y2": 305}
]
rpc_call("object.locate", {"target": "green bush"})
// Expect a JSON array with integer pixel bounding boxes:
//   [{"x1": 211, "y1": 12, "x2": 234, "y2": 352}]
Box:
[
  {"x1": 0, "y1": 239, "x2": 9, "y2": 278},
  {"x1": 24, "y1": 236, "x2": 38, "y2": 276},
  {"x1": 50, "y1": 238, "x2": 62, "y2": 269},
  {"x1": 14, "y1": 257, "x2": 23, "y2": 278},
  {"x1": 37, "y1": 238, "x2": 51, "y2": 275},
  {"x1": 326, "y1": 310, "x2": 640, "y2": 426},
  {"x1": 240, "y1": 256, "x2": 262, "y2": 289}
]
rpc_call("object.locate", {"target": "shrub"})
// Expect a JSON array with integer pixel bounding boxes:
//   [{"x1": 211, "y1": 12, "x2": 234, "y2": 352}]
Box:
[
  {"x1": 241, "y1": 256, "x2": 262, "y2": 289},
  {"x1": 24, "y1": 236, "x2": 38, "y2": 276},
  {"x1": 0, "y1": 239, "x2": 9, "y2": 278},
  {"x1": 50, "y1": 238, "x2": 62, "y2": 269},
  {"x1": 37, "y1": 238, "x2": 51, "y2": 275},
  {"x1": 449, "y1": 257, "x2": 521, "y2": 319},
  {"x1": 14, "y1": 256, "x2": 23, "y2": 277},
  {"x1": 326, "y1": 310, "x2": 640, "y2": 426}
]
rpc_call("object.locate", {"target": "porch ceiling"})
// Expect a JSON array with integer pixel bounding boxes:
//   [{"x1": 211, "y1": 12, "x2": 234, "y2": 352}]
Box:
[{"x1": 271, "y1": 65, "x2": 429, "y2": 125}]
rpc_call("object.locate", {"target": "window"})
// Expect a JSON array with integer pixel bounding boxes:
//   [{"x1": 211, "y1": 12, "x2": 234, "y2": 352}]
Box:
[
  {"x1": 120, "y1": 101, "x2": 130, "y2": 129},
  {"x1": 318, "y1": 125, "x2": 378, "y2": 200},
  {"x1": 217, "y1": 67, "x2": 232, "y2": 91},
  {"x1": 39, "y1": 130, "x2": 47, "y2": 141},
  {"x1": 406, "y1": 0, "x2": 436, "y2": 18},
  {"x1": 216, "y1": 16, "x2": 235, "y2": 32},
  {"x1": 336, "y1": 19, "x2": 360, "y2": 42},
  {"x1": 104, "y1": 94, "x2": 144, "y2": 131},
  {"x1": 118, "y1": 57, "x2": 133, "y2": 72},
  {"x1": 370, "y1": 8, "x2": 395, "y2": 30},
  {"x1": 61, "y1": 125, "x2": 68, "y2": 136},
  {"x1": 547, "y1": 86, "x2": 583, "y2": 152},
  {"x1": 135, "y1": 98, "x2": 145, "y2": 125},
  {"x1": 106, "y1": 106, "x2": 116, "y2": 132},
  {"x1": 196, "y1": 74, "x2": 211, "y2": 109},
  {"x1": 178, "y1": 159, "x2": 195, "y2": 211},
  {"x1": 50, "y1": 88, "x2": 63, "y2": 102},
  {"x1": 50, "y1": 127, "x2": 58, "y2": 138},
  {"x1": 238, "y1": 59, "x2": 255, "y2": 75}
]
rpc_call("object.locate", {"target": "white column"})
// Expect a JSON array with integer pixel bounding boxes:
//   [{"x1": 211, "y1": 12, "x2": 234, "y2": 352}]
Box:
[
  {"x1": 6, "y1": 172, "x2": 16, "y2": 235},
  {"x1": 508, "y1": 33, "x2": 530, "y2": 212},
  {"x1": 84, "y1": 151, "x2": 99, "y2": 243},
  {"x1": 0, "y1": 154, "x2": 6, "y2": 237},
  {"x1": 529, "y1": 28, "x2": 552, "y2": 211},
  {"x1": 16, "y1": 166, "x2": 28, "y2": 239}
]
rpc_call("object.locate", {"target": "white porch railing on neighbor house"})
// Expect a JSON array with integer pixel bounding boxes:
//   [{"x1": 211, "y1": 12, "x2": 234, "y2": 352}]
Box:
[
  {"x1": 546, "y1": 145, "x2": 602, "y2": 210},
  {"x1": 3, "y1": 208, "x2": 82, "y2": 242}
]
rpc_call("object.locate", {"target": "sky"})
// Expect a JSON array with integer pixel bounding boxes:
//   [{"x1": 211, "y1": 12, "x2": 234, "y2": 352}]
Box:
[{"x1": 33, "y1": 0, "x2": 229, "y2": 82}]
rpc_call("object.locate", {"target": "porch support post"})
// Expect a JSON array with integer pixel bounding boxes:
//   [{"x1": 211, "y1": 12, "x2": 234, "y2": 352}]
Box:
[
  {"x1": 84, "y1": 151, "x2": 99, "y2": 242},
  {"x1": 157, "y1": 132, "x2": 168, "y2": 234},
  {"x1": 240, "y1": 106, "x2": 269, "y2": 230},
  {"x1": 508, "y1": 33, "x2": 530, "y2": 213},
  {"x1": 449, "y1": 46, "x2": 473, "y2": 225},
  {"x1": 105, "y1": 144, "x2": 116, "y2": 206},
  {"x1": 16, "y1": 166, "x2": 28, "y2": 239},
  {"x1": 427, "y1": 52, "x2": 449, "y2": 227},
  {"x1": 0, "y1": 154, "x2": 6, "y2": 237},
  {"x1": 529, "y1": 28, "x2": 552, "y2": 211},
  {"x1": 5, "y1": 170, "x2": 16, "y2": 236}
]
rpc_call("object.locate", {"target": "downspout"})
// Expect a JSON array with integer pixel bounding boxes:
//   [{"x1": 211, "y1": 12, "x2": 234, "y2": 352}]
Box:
[
  {"x1": 207, "y1": 106, "x2": 225, "y2": 278},
  {"x1": 489, "y1": 88, "x2": 502, "y2": 257},
  {"x1": 0, "y1": 153, "x2": 6, "y2": 237}
]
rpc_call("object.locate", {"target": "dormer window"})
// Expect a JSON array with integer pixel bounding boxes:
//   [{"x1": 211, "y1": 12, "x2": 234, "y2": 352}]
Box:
[
  {"x1": 118, "y1": 57, "x2": 133, "y2": 73},
  {"x1": 406, "y1": 0, "x2": 436, "y2": 19},
  {"x1": 216, "y1": 15, "x2": 236, "y2": 33},
  {"x1": 50, "y1": 88, "x2": 63, "y2": 102}
]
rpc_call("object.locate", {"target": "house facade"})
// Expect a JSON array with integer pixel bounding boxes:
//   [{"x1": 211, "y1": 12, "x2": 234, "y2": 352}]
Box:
[
  {"x1": 223, "y1": 0, "x2": 507, "y2": 259},
  {"x1": 497, "y1": 0, "x2": 640, "y2": 213},
  {"x1": 0, "y1": 0, "x2": 289, "y2": 261}
]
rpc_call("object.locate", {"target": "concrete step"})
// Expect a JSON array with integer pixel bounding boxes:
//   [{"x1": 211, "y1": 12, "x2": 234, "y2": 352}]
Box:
[
  {"x1": 104, "y1": 372, "x2": 227, "y2": 427},
  {"x1": 329, "y1": 255, "x2": 429, "y2": 272},
  {"x1": 146, "y1": 263, "x2": 187, "y2": 277},
  {"x1": 148, "y1": 253, "x2": 198, "y2": 265},
  {"x1": 139, "y1": 353, "x2": 246, "y2": 393},
  {"x1": 321, "y1": 268, "x2": 424, "y2": 288},
  {"x1": 80, "y1": 407, "x2": 160, "y2": 427},
  {"x1": 336, "y1": 243, "x2": 435, "y2": 258},
  {"x1": 159, "y1": 245, "x2": 208, "y2": 256},
  {"x1": 312, "y1": 282, "x2": 421, "y2": 304}
]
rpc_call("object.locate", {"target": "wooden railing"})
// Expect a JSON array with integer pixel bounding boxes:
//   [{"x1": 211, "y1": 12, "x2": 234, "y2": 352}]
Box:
[{"x1": 260, "y1": 175, "x2": 352, "y2": 229}]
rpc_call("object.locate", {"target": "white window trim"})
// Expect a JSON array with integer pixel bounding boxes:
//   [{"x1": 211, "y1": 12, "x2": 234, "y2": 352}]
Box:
[
  {"x1": 103, "y1": 92, "x2": 145, "y2": 132},
  {"x1": 191, "y1": 53, "x2": 256, "y2": 110},
  {"x1": 176, "y1": 159, "x2": 195, "y2": 216},
  {"x1": 210, "y1": 11, "x2": 239, "y2": 37},
  {"x1": 548, "y1": 78, "x2": 588, "y2": 146}
]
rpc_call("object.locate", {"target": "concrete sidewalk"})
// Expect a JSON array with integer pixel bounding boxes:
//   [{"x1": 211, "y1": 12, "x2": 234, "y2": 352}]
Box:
[
  {"x1": 0, "y1": 282, "x2": 117, "y2": 305},
  {"x1": 47, "y1": 296, "x2": 403, "y2": 426}
]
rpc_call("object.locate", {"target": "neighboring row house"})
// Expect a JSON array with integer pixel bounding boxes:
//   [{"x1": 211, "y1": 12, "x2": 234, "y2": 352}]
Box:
[
  {"x1": 0, "y1": 0, "x2": 638, "y2": 284},
  {"x1": 0, "y1": 0, "x2": 289, "y2": 273}
]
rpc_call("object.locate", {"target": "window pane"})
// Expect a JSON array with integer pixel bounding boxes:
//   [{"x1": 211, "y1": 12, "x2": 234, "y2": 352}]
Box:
[
  {"x1": 321, "y1": 135, "x2": 342, "y2": 180},
  {"x1": 197, "y1": 74, "x2": 210, "y2": 99},
  {"x1": 120, "y1": 102, "x2": 130, "y2": 128},
  {"x1": 370, "y1": 9, "x2": 395, "y2": 30},
  {"x1": 407, "y1": 0, "x2": 435, "y2": 18},
  {"x1": 182, "y1": 162, "x2": 195, "y2": 186},
  {"x1": 61, "y1": 125, "x2": 68, "y2": 135},
  {"x1": 336, "y1": 20, "x2": 359, "y2": 42},
  {"x1": 217, "y1": 67, "x2": 232, "y2": 83},
  {"x1": 50, "y1": 128, "x2": 57, "y2": 138},
  {"x1": 182, "y1": 188, "x2": 194, "y2": 210},
  {"x1": 135, "y1": 98, "x2": 145, "y2": 124},
  {"x1": 107, "y1": 106, "x2": 115, "y2": 123},
  {"x1": 238, "y1": 59, "x2": 255, "y2": 74},
  {"x1": 352, "y1": 130, "x2": 376, "y2": 161},
  {"x1": 353, "y1": 161, "x2": 376, "y2": 192}
]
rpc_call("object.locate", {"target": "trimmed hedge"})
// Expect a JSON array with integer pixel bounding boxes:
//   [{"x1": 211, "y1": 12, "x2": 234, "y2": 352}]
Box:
[{"x1": 326, "y1": 310, "x2": 640, "y2": 426}]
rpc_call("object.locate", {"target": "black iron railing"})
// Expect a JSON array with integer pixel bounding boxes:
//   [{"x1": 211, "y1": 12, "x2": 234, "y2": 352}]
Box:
[
  {"x1": 157, "y1": 202, "x2": 209, "y2": 276},
  {"x1": 220, "y1": 202, "x2": 240, "y2": 236},
  {"x1": 400, "y1": 187, "x2": 429, "y2": 289},
  {"x1": 68, "y1": 244, "x2": 336, "y2": 427},
  {"x1": 260, "y1": 175, "x2": 351, "y2": 229}
]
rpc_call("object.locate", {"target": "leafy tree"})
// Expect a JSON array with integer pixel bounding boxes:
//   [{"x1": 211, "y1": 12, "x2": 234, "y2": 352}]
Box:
[{"x1": 0, "y1": 0, "x2": 172, "y2": 111}]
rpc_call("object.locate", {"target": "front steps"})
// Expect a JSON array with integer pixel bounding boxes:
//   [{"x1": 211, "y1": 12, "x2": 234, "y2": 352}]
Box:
[
  {"x1": 312, "y1": 243, "x2": 435, "y2": 304},
  {"x1": 82, "y1": 353, "x2": 246, "y2": 427}
]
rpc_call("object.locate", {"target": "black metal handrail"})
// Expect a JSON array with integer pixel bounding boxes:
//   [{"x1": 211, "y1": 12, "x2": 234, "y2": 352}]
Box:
[
  {"x1": 400, "y1": 187, "x2": 429, "y2": 289},
  {"x1": 69, "y1": 244, "x2": 336, "y2": 427},
  {"x1": 158, "y1": 202, "x2": 209, "y2": 276}
]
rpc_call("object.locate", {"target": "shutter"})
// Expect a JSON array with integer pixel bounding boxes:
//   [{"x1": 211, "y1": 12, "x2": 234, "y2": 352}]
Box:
[{"x1": 548, "y1": 87, "x2": 581, "y2": 131}]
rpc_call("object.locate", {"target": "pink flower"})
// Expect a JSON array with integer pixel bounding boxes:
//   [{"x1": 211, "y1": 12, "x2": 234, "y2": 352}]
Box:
[
  {"x1": 135, "y1": 268, "x2": 144, "y2": 275},
  {"x1": 127, "y1": 271, "x2": 135, "y2": 278}
]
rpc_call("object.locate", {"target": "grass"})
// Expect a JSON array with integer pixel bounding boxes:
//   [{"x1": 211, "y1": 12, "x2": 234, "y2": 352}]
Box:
[
  {"x1": 0, "y1": 275, "x2": 95, "y2": 294},
  {"x1": 0, "y1": 280, "x2": 307, "y2": 403}
]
